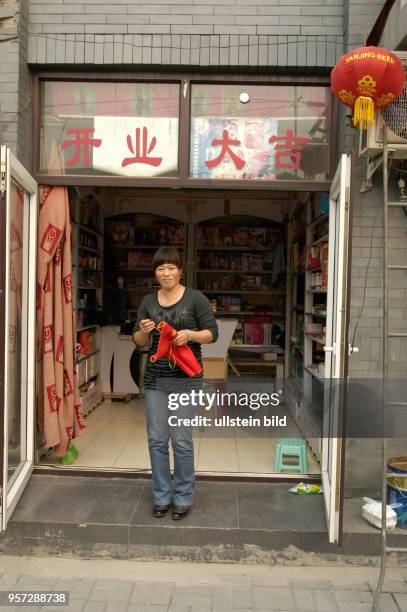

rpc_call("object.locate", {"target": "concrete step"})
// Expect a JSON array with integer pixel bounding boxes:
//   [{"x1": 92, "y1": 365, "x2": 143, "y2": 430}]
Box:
[{"x1": 0, "y1": 475, "x2": 406, "y2": 565}]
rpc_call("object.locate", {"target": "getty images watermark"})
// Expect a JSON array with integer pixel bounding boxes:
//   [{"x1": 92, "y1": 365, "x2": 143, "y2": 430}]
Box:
[{"x1": 167, "y1": 389, "x2": 286, "y2": 428}]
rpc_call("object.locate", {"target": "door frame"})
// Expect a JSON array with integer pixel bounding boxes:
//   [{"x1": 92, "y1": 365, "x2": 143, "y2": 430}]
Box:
[
  {"x1": 0, "y1": 146, "x2": 38, "y2": 530},
  {"x1": 321, "y1": 153, "x2": 351, "y2": 544}
]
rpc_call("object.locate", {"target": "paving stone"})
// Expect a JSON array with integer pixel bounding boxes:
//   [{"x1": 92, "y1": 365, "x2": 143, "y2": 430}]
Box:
[
  {"x1": 173, "y1": 584, "x2": 213, "y2": 596},
  {"x1": 293, "y1": 588, "x2": 316, "y2": 611},
  {"x1": 0, "y1": 574, "x2": 22, "y2": 588},
  {"x1": 151, "y1": 582, "x2": 174, "y2": 605},
  {"x1": 61, "y1": 579, "x2": 96, "y2": 600},
  {"x1": 212, "y1": 584, "x2": 232, "y2": 608},
  {"x1": 170, "y1": 592, "x2": 212, "y2": 607},
  {"x1": 291, "y1": 580, "x2": 331, "y2": 590},
  {"x1": 89, "y1": 588, "x2": 130, "y2": 603},
  {"x1": 220, "y1": 575, "x2": 253, "y2": 585},
  {"x1": 94, "y1": 579, "x2": 134, "y2": 592},
  {"x1": 376, "y1": 593, "x2": 402, "y2": 612},
  {"x1": 331, "y1": 581, "x2": 371, "y2": 591},
  {"x1": 394, "y1": 593, "x2": 407, "y2": 612},
  {"x1": 369, "y1": 579, "x2": 407, "y2": 593},
  {"x1": 129, "y1": 583, "x2": 154, "y2": 604},
  {"x1": 314, "y1": 589, "x2": 339, "y2": 612},
  {"x1": 333, "y1": 590, "x2": 373, "y2": 603},
  {"x1": 253, "y1": 586, "x2": 296, "y2": 610},
  {"x1": 40, "y1": 601, "x2": 86, "y2": 612},
  {"x1": 336, "y1": 603, "x2": 371, "y2": 612},
  {"x1": 16, "y1": 574, "x2": 57, "y2": 587},
  {"x1": 213, "y1": 609, "x2": 254, "y2": 612},
  {"x1": 104, "y1": 604, "x2": 127, "y2": 612},
  {"x1": 82, "y1": 603, "x2": 106, "y2": 612},
  {"x1": 231, "y1": 585, "x2": 253, "y2": 608},
  {"x1": 127, "y1": 606, "x2": 168, "y2": 612}
]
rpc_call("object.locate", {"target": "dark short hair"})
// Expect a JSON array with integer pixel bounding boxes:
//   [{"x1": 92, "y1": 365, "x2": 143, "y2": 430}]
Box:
[{"x1": 152, "y1": 247, "x2": 182, "y2": 271}]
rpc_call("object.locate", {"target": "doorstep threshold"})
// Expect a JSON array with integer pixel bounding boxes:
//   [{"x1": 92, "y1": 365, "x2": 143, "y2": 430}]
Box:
[{"x1": 34, "y1": 464, "x2": 321, "y2": 482}]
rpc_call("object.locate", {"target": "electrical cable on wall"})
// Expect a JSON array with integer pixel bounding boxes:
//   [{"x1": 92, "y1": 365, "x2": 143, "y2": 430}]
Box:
[{"x1": 349, "y1": 162, "x2": 393, "y2": 353}]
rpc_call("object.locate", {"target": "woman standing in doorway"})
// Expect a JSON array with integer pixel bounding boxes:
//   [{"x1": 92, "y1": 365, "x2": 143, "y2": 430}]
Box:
[{"x1": 133, "y1": 247, "x2": 218, "y2": 520}]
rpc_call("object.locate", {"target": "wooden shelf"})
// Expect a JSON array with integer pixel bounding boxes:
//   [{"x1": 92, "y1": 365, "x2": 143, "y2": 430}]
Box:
[
  {"x1": 115, "y1": 267, "x2": 154, "y2": 272},
  {"x1": 304, "y1": 364, "x2": 324, "y2": 382},
  {"x1": 214, "y1": 310, "x2": 282, "y2": 316},
  {"x1": 312, "y1": 234, "x2": 329, "y2": 246},
  {"x1": 305, "y1": 334, "x2": 325, "y2": 344},
  {"x1": 79, "y1": 245, "x2": 99, "y2": 254},
  {"x1": 306, "y1": 266, "x2": 322, "y2": 273},
  {"x1": 307, "y1": 212, "x2": 329, "y2": 229},
  {"x1": 229, "y1": 344, "x2": 282, "y2": 349},
  {"x1": 306, "y1": 288, "x2": 327, "y2": 294},
  {"x1": 291, "y1": 343, "x2": 304, "y2": 355},
  {"x1": 305, "y1": 311, "x2": 326, "y2": 319},
  {"x1": 80, "y1": 267, "x2": 102, "y2": 274},
  {"x1": 77, "y1": 324, "x2": 98, "y2": 332},
  {"x1": 202, "y1": 289, "x2": 285, "y2": 295},
  {"x1": 197, "y1": 246, "x2": 273, "y2": 251},
  {"x1": 197, "y1": 269, "x2": 272, "y2": 274},
  {"x1": 111, "y1": 243, "x2": 183, "y2": 249},
  {"x1": 79, "y1": 224, "x2": 103, "y2": 237},
  {"x1": 77, "y1": 349, "x2": 100, "y2": 364}
]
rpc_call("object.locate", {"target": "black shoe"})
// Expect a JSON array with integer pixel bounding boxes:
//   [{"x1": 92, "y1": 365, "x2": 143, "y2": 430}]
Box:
[
  {"x1": 172, "y1": 505, "x2": 191, "y2": 520},
  {"x1": 152, "y1": 504, "x2": 171, "y2": 518}
]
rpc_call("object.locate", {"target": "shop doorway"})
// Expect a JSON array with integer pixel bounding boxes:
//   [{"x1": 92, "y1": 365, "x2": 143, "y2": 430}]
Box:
[{"x1": 0, "y1": 148, "x2": 351, "y2": 543}]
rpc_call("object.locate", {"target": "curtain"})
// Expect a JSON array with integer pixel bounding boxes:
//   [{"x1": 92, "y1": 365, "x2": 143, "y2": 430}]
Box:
[{"x1": 36, "y1": 186, "x2": 86, "y2": 456}]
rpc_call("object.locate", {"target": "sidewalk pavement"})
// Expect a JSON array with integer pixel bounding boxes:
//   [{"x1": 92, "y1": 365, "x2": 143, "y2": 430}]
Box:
[{"x1": 0, "y1": 555, "x2": 406, "y2": 612}]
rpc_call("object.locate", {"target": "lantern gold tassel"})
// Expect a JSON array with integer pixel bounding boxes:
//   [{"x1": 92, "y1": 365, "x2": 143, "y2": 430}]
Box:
[{"x1": 353, "y1": 96, "x2": 375, "y2": 129}]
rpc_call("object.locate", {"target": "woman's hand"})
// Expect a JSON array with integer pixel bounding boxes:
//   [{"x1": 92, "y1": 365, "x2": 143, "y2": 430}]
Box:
[
  {"x1": 139, "y1": 319, "x2": 155, "y2": 334},
  {"x1": 171, "y1": 329, "x2": 191, "y2": 346}
]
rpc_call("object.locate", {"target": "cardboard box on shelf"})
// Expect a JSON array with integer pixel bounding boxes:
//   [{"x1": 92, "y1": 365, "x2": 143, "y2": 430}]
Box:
[
  {"x1": 201, "y1": 319, "x2": 238, "y2": 380},
  {"x1": 202, "y1": 357, "x2": 228, "y2": 380}
]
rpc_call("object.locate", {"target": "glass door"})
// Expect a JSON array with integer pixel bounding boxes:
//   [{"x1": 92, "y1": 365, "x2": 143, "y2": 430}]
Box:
[
  {"x1": 0, "y1": 146, "x2": 37, "y2": 530},
  {"x1": 322, "y1": 154, "x2": 351, "y2": 544}
]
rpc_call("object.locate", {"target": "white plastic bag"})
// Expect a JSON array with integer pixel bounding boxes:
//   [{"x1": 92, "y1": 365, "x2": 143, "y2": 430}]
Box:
[{"x1": 362, "y1": 497, "x2": 399, "y2": 530}]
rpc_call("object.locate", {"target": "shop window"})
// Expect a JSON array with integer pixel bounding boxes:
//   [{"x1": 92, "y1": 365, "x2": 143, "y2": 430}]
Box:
[
  {"x1": 190, "y1": 84, "x2": 331, "y2": 182},
  {"x1": 39, "y1": 81, "x2": 180, "y2": 177}
]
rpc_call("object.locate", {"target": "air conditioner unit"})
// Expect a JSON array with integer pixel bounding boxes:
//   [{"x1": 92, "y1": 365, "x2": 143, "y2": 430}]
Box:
[{"x1": 359, "y1": 51, "x2": 407, "y2": 158}]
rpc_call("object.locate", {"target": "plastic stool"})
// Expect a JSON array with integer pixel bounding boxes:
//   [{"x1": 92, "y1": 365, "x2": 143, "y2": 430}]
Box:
[{"x1": 274, "y1": 438, "x2": 308, "y2": 473}]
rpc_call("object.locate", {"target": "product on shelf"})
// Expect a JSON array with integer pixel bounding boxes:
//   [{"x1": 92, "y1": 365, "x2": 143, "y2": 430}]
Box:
[
  {"x1": 320, "y1": 242, "x2": 329, "y2": 288},
  {"x1": 248, "y1": 227, "x2": 266, "y2": 248},
  {"x1": 232, "y1": 227, "x2": 249, "y2": 246},
  {"x1": 308, "y1": 246, "x2": 319, "y2": 269},
  {"x1": 80, "y1": 199, "x2": 101, "y2": 230}
]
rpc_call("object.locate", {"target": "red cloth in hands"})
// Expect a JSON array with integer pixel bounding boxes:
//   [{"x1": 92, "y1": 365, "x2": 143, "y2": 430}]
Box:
[{"x1": 150, "y1": 321, "x2": 202, "y2": 377}]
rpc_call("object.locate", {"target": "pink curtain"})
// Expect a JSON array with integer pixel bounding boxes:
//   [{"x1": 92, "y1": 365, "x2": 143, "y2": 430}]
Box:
[{"x1": 36, "y1": 186, "x2": 86, "y2": 456}]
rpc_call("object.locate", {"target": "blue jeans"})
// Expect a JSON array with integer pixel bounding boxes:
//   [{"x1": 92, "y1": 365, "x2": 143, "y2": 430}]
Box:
[{"x1": 144, "y1": 388, "x2": 195, "y2": 506}]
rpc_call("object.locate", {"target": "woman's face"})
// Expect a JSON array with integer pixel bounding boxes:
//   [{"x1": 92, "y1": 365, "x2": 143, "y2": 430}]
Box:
[{"x1": 155, "y1": 262, "x2": 182, "y2": 290}]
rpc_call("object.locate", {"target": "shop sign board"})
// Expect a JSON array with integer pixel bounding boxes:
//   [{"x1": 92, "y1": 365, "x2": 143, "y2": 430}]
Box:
[
  {"x1": 91, "y1": 117, "x2": 178, "y2": 177},
  {"x1": 38, "y1": 80, "x2": 331, "y2": 182}
]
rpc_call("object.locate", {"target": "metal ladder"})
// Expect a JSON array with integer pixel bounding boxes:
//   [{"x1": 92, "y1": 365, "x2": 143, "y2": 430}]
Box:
[{"x1": 371, "y1": 127, "x2": 407, "y2": 611}]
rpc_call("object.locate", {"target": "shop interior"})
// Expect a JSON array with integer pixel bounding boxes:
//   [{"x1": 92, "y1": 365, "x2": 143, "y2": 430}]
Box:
[{"x1": 37, "y1": 187, "x2": 330, "y2": 476}]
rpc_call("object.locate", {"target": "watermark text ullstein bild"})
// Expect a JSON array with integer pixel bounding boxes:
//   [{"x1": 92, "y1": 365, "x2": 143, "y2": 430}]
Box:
[{"x1": 166, "y1": 390, "x2": 286, "y2": 428}]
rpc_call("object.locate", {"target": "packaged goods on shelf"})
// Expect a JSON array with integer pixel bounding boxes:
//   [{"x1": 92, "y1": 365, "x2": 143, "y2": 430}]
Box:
[
  {"x1": 313, "y1": 222, "x2": 329, "y2": 242},
  {"x1": 308, "y1": 246, "x2": 319, "y2": 269},
  {"x1": 232, "y1": 227, "x2": 249, "y2": 246},
  {"x1": 232, "y1": 322, "x2": 244, "y2": 344},
  {"x1": 249, "y1": 254, "x2": 264, "y2": 272},
  {"x1": 127, "y1": 251, "x2": 153, "y2": 268},
  {"x1": 248, "y1": 227, "x2": 266, "y2": 247},
  {"x1": 320, "y1": 242, "x2": 329, "y2": 288},
  {"x1": 109, "y1": 220, "x2": 130, "y2": 244}
]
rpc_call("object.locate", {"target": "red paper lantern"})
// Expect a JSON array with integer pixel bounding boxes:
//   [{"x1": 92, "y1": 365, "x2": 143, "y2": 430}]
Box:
[{"x1": 331, "y1": 46, "x2": 406, "y2": 129}]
